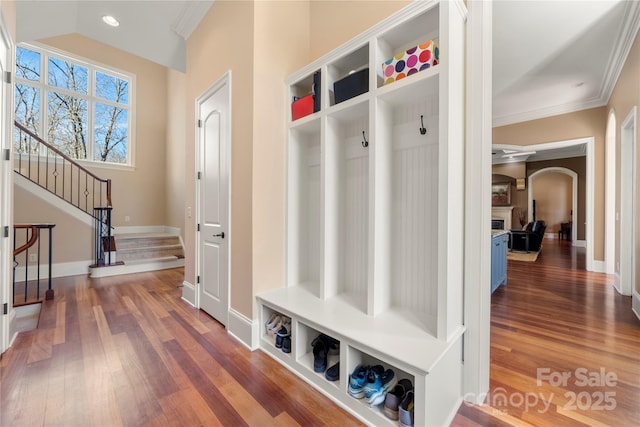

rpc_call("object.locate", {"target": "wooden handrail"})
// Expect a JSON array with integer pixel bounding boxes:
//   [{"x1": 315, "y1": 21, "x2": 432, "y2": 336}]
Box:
[
  {"x1": 13, "y1": 224, "x2": 55, "y2": 257},
  {"x1": 14, "y1": 121, "x2": 112, "y2": 206}
]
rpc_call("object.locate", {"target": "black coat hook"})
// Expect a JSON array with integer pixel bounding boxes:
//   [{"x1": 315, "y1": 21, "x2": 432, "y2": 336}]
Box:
[
  {"x1": 419, "y1": 115, "x2": 427, "y2": 135},
  {"x1": 362, "y1": 130, "x2": 368, "y2": 147}
]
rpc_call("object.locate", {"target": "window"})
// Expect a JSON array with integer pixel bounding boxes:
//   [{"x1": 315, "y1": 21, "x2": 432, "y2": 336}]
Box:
[{"x1": 14, "y1": 44, "x2": 133, "y2": 165}]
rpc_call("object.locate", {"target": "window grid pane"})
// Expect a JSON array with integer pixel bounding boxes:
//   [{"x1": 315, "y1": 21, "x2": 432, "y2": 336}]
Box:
[
  {"x1": 16, "y1": 47, "x2": 41, "y2": 81},
  {"x1": 47, "y1": 91, "x2": 88, "y2": 159},
  {"x1": 14, "y1": 43, "x2": 131, "y2": 165},
  {"x1": 96, "y1": 71, "x2": 129, "y2": 105},
  {"x1": 94, "y1": 103, "x2": 128, "y2": 163}
]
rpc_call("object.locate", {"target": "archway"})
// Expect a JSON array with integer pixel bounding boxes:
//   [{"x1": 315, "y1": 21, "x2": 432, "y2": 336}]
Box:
[{"x1": 528, "y1": 167, "x2": 578, "y2": 243}]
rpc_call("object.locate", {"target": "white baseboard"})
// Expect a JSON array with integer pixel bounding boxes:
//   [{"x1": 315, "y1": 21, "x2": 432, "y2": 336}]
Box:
[
  {"x1": 89, "y1": 257, "x2": 184, "y2": 278},
  {"x1": 592, "y1": 260, "x2": 606, "y2": 273},
  {"x1": 14, "y1": 259, "x2": 92, "y2": 280},
  {"x1": 181, "y1": 280, "x2": 196, "y2": 306},
  {"x1": 8, "y1": 309, "x2": 18, "y2": 349},
  {"x1": 227, "y1": 308, "x2": 259, "y2": 350},
  {"x1": 633, "y1": 290, "x2": 640, "y2": 321},
  {"x1": 573, "y1": 240, "x2": 586, "y2": 248},
  {"x1": 114, "y1": 225, "x2": 181, "y2": 235},
  {"x1": 613, "y1": 273, "x2": 622, "y2": 294}
]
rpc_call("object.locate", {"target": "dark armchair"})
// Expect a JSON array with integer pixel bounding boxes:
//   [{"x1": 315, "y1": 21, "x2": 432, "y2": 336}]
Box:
[{"x1": 510, "y1": 220, "x2": 546, "y2": 252}]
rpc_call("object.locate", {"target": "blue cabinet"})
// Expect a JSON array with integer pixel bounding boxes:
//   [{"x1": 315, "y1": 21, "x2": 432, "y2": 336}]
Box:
[{"x1": 491, "y1": 231, "x2": 508, "y2": 293}]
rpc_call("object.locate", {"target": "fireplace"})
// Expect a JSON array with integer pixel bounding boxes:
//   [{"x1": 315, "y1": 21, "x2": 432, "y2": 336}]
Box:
[{"x1": 492, "y1": 206, "x2": 514, "y2": 230}]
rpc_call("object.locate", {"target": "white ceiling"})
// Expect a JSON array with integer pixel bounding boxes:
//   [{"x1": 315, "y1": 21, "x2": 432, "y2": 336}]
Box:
[
  {"x1": 15, "y1": 0, "x2": 640, "y2": 140},
  {"x1": 493, "y1": 0, "x2": 640, "y2": 127},
  {"x1": 15, "y1": 0, "x2": 214, "y2": 72}
]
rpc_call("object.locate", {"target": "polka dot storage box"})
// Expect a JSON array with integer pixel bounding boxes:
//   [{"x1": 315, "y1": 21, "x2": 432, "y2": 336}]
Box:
[{"x1": 382, "y1": 40, "x2": 439, "y2": 86}]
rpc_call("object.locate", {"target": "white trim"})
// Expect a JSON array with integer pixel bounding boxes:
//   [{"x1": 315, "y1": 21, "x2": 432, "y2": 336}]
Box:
[
  {"x1": 0, "y1": 12, "x2": 14, "y2": 355},
  {"x1": 605, "y1": 110, "x2": 617, "y2": 274},
  {"x1": 613, "y1": 273, "x2": 621, "y2": 294},
  {"x1": 463, "y1": 0, "x2": 492, "y2": 404},
  {"x1": 193, "y1": 70, "x2": 232, "y2": 321},
  {"x1": 592, "y1": 260, "x2": 606, "y2": 273},
  {"x1": 574, "y1": 240, "x2": 586, "y2": 248},
  {"x1": 15, "y1": 259, "x2": 92, "y2": 280},
  {"x1": 181, "y1": 281, "x2": 196, "y2": 306},
  {"x1": 114, "y1": 225, "x2": 181, "y2": 235},
  {"x1": 227, "y1": 308, "x2": 259, "y2": 351},
  {"x1": 632, "y1": 290, "x2": 640, "y2": 321},
  {"x1": 619, "y1": 107, "x2": 636, "y2": 296},
  {"x1": 89, "y1": 257, "x2": 184, "y2": 278}
]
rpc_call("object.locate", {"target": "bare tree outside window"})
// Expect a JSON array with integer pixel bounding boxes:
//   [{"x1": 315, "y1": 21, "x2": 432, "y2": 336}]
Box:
[{"x1": 14, "y1": 45, "x2": 131, "y2": 165}]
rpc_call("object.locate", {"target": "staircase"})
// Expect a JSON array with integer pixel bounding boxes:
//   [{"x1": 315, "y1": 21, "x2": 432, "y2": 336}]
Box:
[
  {"x1": 13, "y1": 121, "x2": 184, "y2": 280},
  {"x1": 89, "y1": 231, "x2": 185, "y2": 278}
]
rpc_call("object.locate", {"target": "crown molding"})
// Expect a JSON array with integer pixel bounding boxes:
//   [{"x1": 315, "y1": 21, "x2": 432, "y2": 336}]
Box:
[
  {"x1": 598, "y1": 0, "x2": 640, "y2": 103},
  {"x1": 172, "y1": 0, "x2": 215, "y2": 40},
  {"x1": 492, "y1": 97, "x2": 606, "y2": 128},
  {"x1": 493, "y1": 1, "x2": 640, "y2": 129}
]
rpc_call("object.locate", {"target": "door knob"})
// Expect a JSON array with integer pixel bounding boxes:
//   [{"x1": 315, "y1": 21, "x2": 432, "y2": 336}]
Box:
[{"x1": 212, "y1": 232, "x2": 225, "y2": 238}]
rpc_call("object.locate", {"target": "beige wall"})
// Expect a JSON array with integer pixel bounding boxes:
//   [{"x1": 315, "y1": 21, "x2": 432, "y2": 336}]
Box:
[
  {"x1": 1, "y1": 0, "x2": 16, "y2": 40},
  {"x1": 166, "y1": 69, "x2": 186, "y2": 233},
  {"x1": 251, "y1": 1, "x2": 310, "y2": 313},
  {"x1": 527, "y1": 157, "x2": 587, "y2": 240},
  {"x1": 607, "y1": 28, "x2": 640, "y2": 294},
  {"x1": 184, "y1": 0, "x2": 255, "y2": 316},
  {"x1": 14, "y1": 188, "x2": 92, "y2": 264},
  {"x1": 309, "y1": 0, "x2": 410, "y2": 60},
  {"x1": 531, "y1": 172, "x2": 572, "y2": 234},
  {"x1": 493, "y1": 107, "x2": 607, "y2": 260}
]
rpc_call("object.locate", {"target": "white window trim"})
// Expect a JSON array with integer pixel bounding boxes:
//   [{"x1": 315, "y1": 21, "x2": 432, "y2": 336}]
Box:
[{"x1": 15, "y1": 41, "x2": 136, "y2": 168}]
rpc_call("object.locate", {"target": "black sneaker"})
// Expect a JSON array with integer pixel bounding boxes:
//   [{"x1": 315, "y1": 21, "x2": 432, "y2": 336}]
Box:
[
  {"x1": 282, "y1": 336, "x2": 291, "y2": 353},
  {"x1": 313, "y1": 339, "x2": 327, "y2": 372},
  {"x1": 325, "y1": 362, "x2": 340, "y2": 381}
]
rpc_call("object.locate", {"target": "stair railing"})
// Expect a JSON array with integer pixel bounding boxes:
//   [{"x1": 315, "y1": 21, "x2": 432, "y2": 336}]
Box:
[
  {"x1": 13, "y1": 121, "x2": 112, "y2": 216},
  {"x1": 13, "y1": 223, "x2": 55, "y2": 304},
  {"x1": 13, "y1": 121, "x2": 115, "y2": 267}
]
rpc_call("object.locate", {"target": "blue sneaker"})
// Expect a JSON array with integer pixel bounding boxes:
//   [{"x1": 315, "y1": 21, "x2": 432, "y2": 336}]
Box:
[
  {"x1": 348, "y1": 365, "x2": 370, "y2": 398},
  {"x1": 359, "y1": 365, "x2": 384, "y2": 399},
  {"x1": 365, "y1": 368, "x2": 397, "y2": 406}
]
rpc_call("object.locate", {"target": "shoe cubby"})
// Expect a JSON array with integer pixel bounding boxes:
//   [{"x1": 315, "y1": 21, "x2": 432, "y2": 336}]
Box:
[
  {"x1": 260, "y1": 306, "x2": 292, "y2": 362},
  {"x1": 345, "y1": 345, "x2": 416, "y2": 425},
  {"x1": 286, "y1": 120, "x2": 322, "y2": 297},
  {"x1": 259, "y1": 1, "x2": 466, "y2": 426},
  {"x1": 326, "y1": 43, "x2": 370, "y2": 108},
  {"x1": 295, "y1": 322, "x2": 341, "y2": 390}
]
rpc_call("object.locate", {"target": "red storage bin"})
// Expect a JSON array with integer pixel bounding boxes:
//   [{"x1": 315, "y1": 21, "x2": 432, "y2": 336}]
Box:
[{"x1": 291, "y1": 94, "x2": 314, "y2": 121}]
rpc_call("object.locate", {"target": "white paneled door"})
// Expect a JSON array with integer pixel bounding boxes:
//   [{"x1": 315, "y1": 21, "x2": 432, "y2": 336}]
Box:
[{"x1": 197, "y1": 73, "x2": 230, "y2": 325}]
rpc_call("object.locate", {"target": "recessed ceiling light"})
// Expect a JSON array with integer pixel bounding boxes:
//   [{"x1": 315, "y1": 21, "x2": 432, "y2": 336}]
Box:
[{"x1": 102, "y1": 15, "x2": 120, "y2": 27}]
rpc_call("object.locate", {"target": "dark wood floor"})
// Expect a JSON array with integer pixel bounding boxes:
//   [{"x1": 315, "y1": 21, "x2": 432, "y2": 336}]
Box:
[
  {"x1": 1, "y1": 239, "x2": 638, "y2": 426},
  {"x1": 452, "y1": 239, "x2": 640, "y2": 426},
  {"x1": 1, "y1": 269, "x2": 361, "y2": 426}
]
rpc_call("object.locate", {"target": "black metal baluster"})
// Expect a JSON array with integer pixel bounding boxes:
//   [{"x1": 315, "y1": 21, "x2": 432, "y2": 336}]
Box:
[{"x1": 36, "y1": 228, "x2": 41, "y2": 300}]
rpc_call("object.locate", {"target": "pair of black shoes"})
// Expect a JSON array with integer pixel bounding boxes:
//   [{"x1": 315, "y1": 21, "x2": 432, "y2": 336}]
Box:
[
  {"x1": 312, "y1": 334, "x2": 340, "y2": 381},
  {"x1": 275, "y1": 318, "x2": 292, "y2": 353}
]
